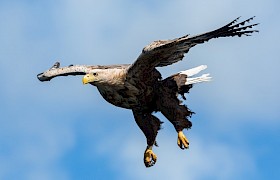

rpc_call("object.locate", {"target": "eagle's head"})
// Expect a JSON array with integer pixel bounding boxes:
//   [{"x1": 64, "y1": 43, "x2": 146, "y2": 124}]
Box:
[{"x1": 82, "y1": 69, "x2": 125, "y2": 86}]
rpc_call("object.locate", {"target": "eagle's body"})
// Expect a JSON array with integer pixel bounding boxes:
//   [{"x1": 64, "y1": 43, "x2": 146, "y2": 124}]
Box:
[
  {"x1": 93, "y1": 67, "x2": 137, "y2": 109},
  {"x1": 97, "y1": 76, "x2": 145, "y2": 109},
  {"x1": 37, "y1": 17, "x2": 258, "y2": 167},
  {"x1": 83, "y1": 66, "x2": 140, "y2": 109}
]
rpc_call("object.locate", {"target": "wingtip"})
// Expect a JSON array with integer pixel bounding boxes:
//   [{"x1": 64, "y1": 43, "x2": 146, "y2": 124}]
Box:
[{"x1": 37, "y1": 72, "x2": 51, "y2": 82}]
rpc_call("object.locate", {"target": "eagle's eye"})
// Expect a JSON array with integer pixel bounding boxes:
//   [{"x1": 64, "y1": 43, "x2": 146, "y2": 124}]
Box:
[{"x1": 93, "y1": 72, "x2": 98, "y2": 76}]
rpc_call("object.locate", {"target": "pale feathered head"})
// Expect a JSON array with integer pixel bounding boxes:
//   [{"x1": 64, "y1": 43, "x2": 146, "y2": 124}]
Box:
[{"x1": 82, "y1": 69, "x2": 125, "y2": 86}]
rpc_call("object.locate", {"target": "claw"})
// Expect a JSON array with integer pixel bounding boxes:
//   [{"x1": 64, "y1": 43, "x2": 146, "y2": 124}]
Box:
[
  {"x1": 144, "y1": 149, "x2": 157, "y2": 167},
  {"x1": 177, "y1": 131, "x2": 189, "y2": 149}
]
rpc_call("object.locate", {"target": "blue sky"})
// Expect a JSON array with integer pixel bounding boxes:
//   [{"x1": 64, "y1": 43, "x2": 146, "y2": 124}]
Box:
[{"x1": 0, "y1": 0, "x2": 279, "y2": 179}]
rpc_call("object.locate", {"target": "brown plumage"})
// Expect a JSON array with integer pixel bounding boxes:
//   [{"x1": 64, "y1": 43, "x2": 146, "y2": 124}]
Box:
[{"x1": 37, "y1": 17, "x2": 258, "y2": 167}]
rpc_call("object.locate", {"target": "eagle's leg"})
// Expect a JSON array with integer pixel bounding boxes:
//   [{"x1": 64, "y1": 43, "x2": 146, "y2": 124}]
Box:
[
  {"x1": 160, "y1": 105, "x2": 192, "y2": 150},
  {"x1": 157, "y1": 76, "x2": 194, "y2": 150},
  {"x1": 132, "y1": 110, "x2": 162, "y2": 167}
]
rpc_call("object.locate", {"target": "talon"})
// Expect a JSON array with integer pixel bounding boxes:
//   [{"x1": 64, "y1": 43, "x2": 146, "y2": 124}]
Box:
[
  {"x1": 177, "y1": 131, "x2": 189, "y2": 149},
  {"x1": 144, "y1": 149, "x2": 157, "y2": 167}
]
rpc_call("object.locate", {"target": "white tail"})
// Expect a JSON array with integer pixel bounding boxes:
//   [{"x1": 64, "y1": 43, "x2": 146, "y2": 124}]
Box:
[{"x1": 180, "y1": 65, "x2": 212, "y2": 85}]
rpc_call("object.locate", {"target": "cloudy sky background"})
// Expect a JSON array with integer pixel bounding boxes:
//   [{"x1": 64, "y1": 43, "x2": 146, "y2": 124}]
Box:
[{"x1": 0, "y1": 0, "x2": 279, "y2": 179}]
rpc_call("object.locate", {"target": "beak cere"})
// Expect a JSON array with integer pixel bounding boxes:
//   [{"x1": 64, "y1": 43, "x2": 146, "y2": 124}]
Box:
[{"x1": 82, "y1": 74, "x2": 93, "y2": 84}]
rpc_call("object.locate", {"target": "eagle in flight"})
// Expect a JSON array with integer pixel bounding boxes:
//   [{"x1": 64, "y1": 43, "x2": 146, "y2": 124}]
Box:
[{"x1": 37, "y1": 17, "x2": 258, "y2": 167}]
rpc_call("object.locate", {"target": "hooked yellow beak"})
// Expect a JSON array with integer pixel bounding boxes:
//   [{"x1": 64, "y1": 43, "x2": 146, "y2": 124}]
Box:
[{"x1": 82, "y1": 74, "x2": 94, "y2": 84}]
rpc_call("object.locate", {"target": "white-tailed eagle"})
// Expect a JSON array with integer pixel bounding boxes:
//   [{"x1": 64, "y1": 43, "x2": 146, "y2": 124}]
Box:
[{"x1": 37, "y1": 17, "x2": 258, "y2": 167}]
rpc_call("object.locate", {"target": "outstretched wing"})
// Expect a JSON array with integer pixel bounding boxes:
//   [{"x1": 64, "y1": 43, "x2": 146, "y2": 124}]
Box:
[
  {"x1": 37, "y1": 62, "x2": 129, "y2": 82},
  {"x1": 127, "y1": 17, "x2": 258, "y2": 78}
]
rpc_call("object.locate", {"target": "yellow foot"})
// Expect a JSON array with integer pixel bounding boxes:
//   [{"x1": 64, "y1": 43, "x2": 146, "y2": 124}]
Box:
[
  {"x1": 177, "y1": 131, "x2": 189, "y2": 149},
  {"x1": 144, "y1": 148, "x2": 157, "y2": 167}
]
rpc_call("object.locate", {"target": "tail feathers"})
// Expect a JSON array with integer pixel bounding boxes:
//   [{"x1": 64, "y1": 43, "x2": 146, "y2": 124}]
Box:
[
  {"x1": 180, "y1": 65, "x2": 212, "y2": 85},
  {"x1": 180, "y1": 65, "x2": 207, "y2": 77},
  {"x1": 185, "y1": 73, "x2": 212, "y2": 85}
]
